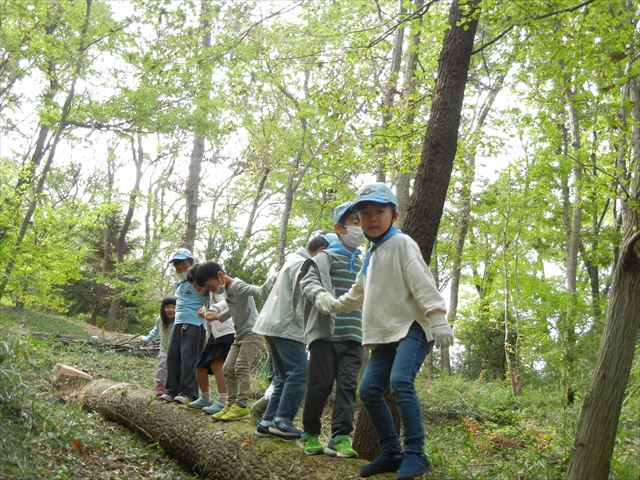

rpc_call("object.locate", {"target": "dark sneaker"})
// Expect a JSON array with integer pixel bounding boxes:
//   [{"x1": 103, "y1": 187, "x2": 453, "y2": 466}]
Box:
[
  {"x1": 268, "y1": 417, "x2": 302, "y2": 440},
  {"x1": 325, "y1": 435, "x2": 358, "y2": 458},
  {"x1": 255, "y1": 420, "x2": 275, "y2": 438},
  {"x1": 360, "y1": 451, "x2": 402, "y2": 477},
  {"x1": 396, "y1": 452, "x2": 432, "y2": 480}
]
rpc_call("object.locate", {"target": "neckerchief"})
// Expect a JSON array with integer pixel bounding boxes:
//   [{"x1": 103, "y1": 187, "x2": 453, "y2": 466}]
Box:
[
  {"x1": 361, "y1": 225, "x2": 400, "y2": 276},
  {"x1": 327, "y1": 241, "x2": 361, "y2": 274}
]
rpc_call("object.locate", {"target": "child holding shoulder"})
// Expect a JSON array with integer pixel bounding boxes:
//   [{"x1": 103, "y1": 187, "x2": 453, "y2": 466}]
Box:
[
  {"x1": 314, "y1": 183, "x2": 453, "y2": 480},
  {"x1": 161, "y1": 249, "x2": 209, "y2": 404},
  {"x1": 298, "y1": 202, "x2": 364, "y2": 458},
  {"x1": 141, "y1": 295, "x2": 177, "y2": 396},
  {"x1": 196, "y1": 261, "x2": 271, "y2": 422},
  {"x1": 252, "y1": 233, "x2": 334, "y2": 441}
]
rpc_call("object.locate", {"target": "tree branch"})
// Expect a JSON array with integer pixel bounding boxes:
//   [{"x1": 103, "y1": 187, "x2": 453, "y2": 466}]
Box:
[{"x1": 471, "y1": 0, "x2": 597, "y2": 55}]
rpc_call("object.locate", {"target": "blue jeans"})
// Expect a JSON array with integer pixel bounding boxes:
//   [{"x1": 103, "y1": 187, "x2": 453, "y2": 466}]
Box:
[
  {"x1": 263, "y1": 336, "x2": 308, "y2": 421},
  {"x1": 359, "y1": 322, "x2": 434, "y2": 454}
]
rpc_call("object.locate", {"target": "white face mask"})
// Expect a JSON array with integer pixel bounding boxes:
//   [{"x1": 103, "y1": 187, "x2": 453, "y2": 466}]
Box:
[
  {"x1": 342, "y1": 225, "x2": 365, "y2": 249},
  {"x1": 177, "y1": 271, "x2": 188, "y2": 280}
]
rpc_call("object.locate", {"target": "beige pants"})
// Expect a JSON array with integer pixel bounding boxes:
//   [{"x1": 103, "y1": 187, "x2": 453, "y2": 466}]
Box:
[{"x1": 223, "y1": 333, "x2": 264, "y2": 406}]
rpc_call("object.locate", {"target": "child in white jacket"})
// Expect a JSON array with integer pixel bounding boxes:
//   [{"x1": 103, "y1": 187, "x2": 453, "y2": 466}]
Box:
[{"x1": 315, "y1": 183, "x2": 453, "y2": 480}]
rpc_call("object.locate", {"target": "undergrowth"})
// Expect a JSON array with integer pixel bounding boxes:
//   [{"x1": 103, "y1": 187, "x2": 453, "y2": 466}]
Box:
[{"x1": 0, "y1": 308, "x2": 638, "y2": 479}]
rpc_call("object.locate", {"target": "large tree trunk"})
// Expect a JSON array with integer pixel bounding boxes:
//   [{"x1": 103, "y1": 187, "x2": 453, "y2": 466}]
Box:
[
  {"x1": 60, "y1": 377, "x2": 371, "y2": 480},
  {"x1": 402, "y1": 0, "x2": 480, "y2": 264}
]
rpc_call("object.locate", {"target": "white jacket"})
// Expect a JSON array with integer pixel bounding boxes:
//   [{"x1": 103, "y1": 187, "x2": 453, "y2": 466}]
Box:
[{"x1": 338, "y1": 233, "x2": 447, "y2": 345}]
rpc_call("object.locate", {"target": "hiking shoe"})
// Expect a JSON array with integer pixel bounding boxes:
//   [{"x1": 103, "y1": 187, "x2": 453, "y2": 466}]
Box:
[
  {"x1": 360, "y1": 451, "x2": 402, "y2": 477},
  {"x1": 188, "y1": 396, "x2": 211, "y2": 409},
  {"x1": 302, "y1": 433, "x2": 324, "y2": 455},
  {"x1": 255, "y1": 420, "x2": 274, "y2": 438},
  {"x1": 211, "y1": 405, "x2": 231, "y2": 420},
  {"x1": 174, "y1": 395, "x2": 190, "y2": 404},
  {"x1": 203, "y1": 400, "x2": 226, "y2": 415},
  {"x1": 220, "y1": 404, "x2": 251, "y2": 421},
  {"x1": 325, "y1": 435, "x2": 358, "y2": 458},
  {"x1": 268, "y1": 417, "x2": 302, "y2": 439},
  {"x1": 160, "y1": 393, "x2": 174, "y2": 402},
  {"x1": 396, "y1": 452, "x2": 432, "y2": 480}
]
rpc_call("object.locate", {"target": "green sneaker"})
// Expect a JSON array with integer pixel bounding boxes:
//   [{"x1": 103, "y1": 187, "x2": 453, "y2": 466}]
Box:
[
  {"x1": 325, "y1": 435, "x2": 358, "y2": 458},
  {"x1": 211, "y1": 405, "x2": 231, "y2": 421},
  {"x1": 302, "y1": 433, "x2": 324, "y2": 455},
  {"x1": 220, "y1": 404, "x2": 251, "y2": 421}
]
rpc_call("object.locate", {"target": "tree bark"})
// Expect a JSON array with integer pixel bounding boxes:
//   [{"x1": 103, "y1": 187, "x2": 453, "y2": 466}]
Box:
[
  {"x1": 402, "y1": 0, "x2": 480, "y2": 265},
  {"x1": 106, "y1": 135, "x2": 144, "y2": 331},
  {"x1": 62, "y1": 378, "x2": 372, "y2": 480},
  {"x1": 183, "y1": 0, "x2": 213, "y2": 251},
  {"x1": 375, "y1": 0, "x2": 406, "y2": 183},
  {"x1": 566, "y1": 37, "x2": 640, "y2": 478}
]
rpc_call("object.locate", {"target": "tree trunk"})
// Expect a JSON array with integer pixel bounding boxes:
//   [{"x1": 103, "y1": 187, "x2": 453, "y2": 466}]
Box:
[
  {"x1": 565, "y1": 232, "x2": 640, "y2": 480},
  {"x1": 395, "y1": 0, "x2": 425, "y2": 214},
  {"x1": 444, "y1": 67, "x2": 508, "y2": 373},
  {"x1": 106, "y1": 135, "x2": 144, "y2": 331},
  {"x1": 402, "y1": 0, "x2": 480, "y2": 265},
  {"x1": 183, "y1": 0, "x2": 213, "y2": 251},
  {"x1": 567, "y1": 43, "x2": 640, "y2": 478},
  {"x1": 60, "y1": 377, "x2": 371, "y2": 480},
  {"x1": 375, "y1": 0, "x2": 405, "y2": 183},
  {"x1": 352, "y1": 391, "x2": 402, "y2": 461}
]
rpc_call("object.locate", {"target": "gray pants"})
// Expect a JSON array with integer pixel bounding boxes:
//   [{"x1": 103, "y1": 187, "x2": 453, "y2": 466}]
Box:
[
  {"x1": 223, "y1": 333, "x2": 264, "y2": 406},
  {"x1": 165, "y1": 323, "x2": 206, "y2": 400}
]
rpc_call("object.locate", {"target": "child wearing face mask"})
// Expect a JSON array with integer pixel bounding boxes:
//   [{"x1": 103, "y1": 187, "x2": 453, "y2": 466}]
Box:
[{"x1": 297, "y1": 201, "x2": 364, "y2": 459}]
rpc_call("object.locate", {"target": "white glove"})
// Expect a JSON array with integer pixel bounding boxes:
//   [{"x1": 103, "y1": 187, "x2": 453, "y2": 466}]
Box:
[
  {"x1": 430, "y1": 324, "x2": 454, "y2": 348},
  {"x1": 314, "y1": 291, "x2": 341, "y2": 314}
]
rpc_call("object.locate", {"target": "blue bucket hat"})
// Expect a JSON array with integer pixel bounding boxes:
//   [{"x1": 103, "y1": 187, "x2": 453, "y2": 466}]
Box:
[
  {"x1": 352, "y1": 183, "x2": 398, "y2": 210},
  {"x1": 169, "y1": 248, "x2": 194, "y2": 264},
  {"x1": 332, "y1": 201, "x2": 356, "y2": 224}
]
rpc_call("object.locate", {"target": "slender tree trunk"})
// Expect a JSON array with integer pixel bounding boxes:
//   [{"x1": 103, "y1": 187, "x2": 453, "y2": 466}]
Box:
[
  {"x1": 567, "y1": 41, "x2": 640, "y2": 478},
  {"x1": 375, "y1": 0, "x2": 405, "y2": 183},
  {"x1": 106, "y1": 135, "x2": 144, "y2": 331},
  {"x1": 444, "y1": 68, "x2": 508, "y2": 373},
  {"x1": 395, "y1": 0, "x2": 425, "y2": 214},
  {"x1": 183, "y1": 0, "x2": 213, "y2": 251},
  {"x1": 402, "y1": 0, "x2": 480, "y2": 264},
  {"x1": 0, "y1": 0, "x2": 93, "y2": 302}
]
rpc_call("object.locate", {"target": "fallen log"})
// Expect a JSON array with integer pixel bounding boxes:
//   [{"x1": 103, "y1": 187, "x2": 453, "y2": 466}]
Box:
[{"x1": 54, "y1": 372, "x2": 389, "y2": 480}]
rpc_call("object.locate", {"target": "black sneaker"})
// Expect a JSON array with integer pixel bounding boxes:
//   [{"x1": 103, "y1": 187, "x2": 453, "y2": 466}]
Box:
[{"x1": 360, "y1": 451, "x2": 402, "y2": 477}]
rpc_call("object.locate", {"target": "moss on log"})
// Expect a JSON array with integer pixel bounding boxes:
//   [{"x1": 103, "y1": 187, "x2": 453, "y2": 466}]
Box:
[{"x1": 68, "y1": 378, "x2": 392, "y2": 480}]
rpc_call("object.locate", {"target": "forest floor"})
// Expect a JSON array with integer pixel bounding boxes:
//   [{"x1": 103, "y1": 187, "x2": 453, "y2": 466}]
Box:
[{"x1": 1, "y1": 307, "x2": 638, "y2": 480}]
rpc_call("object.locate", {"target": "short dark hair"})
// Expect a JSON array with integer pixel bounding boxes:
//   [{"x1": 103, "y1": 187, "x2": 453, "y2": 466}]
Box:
[
  {"x1": 160, "y1": 295, "x2": 177, "y2": 330},
  {"x1": 195, "y1": 261, "x2": 224, "y2": 286},
  {"x1": 307, "y1": 234, "x2": 330, "y2": 255}
]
